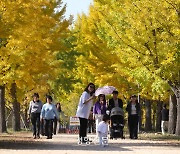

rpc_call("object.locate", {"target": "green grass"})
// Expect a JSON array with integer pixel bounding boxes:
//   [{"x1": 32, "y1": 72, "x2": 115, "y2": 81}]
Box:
[{"x1": 138, "y1": 132, "x2": 180, "y2": 141}]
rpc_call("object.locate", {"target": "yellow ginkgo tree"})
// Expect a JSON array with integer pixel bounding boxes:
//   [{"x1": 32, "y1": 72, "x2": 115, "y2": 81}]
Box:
[{"x1": 0, "y1": 0, "x2": 70, "y2": 131}]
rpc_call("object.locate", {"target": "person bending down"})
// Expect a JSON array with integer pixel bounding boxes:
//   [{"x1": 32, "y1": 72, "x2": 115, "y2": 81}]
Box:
[{"x1": 97, "y1": 114, "x2": 110, "y2": 147}]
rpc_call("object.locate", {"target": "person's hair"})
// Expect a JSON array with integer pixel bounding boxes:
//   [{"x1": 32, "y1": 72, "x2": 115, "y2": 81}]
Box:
[
  {"x1": 98, "y1": 94, "x2": 106, "y2": 104},
  {"x1": 130, "y1": 95, "x2": 138, "y2": 104},
  {"x1": 112, "y1": 90, "x2": 118, "y2": 94},
  {"x1": 46, "y1": 95, "x2": 53, "y2": 102},
  {"x1": 84, "y1": 83, "x2": 95, "y2": 96},
  {"x1": 102, "y1": 114, "x2": 110, "y2": 122},
  {"x1": 33, "y1": 93, "x2": 39, "y2": 98},
  {"x1": 131, "y1": 94, "x2": 137, "y2": 98},
  {"x1": 56, "y1": 102, "x2": 61, "y2": 112},
  {"x1": 163, "y1": 104, "x2": 167, "y2": 108}
]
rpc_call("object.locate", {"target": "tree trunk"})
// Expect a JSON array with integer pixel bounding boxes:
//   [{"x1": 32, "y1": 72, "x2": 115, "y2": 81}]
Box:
[
  {"x1": 168, "y1": 94, "x2": 177, "y2": 134},
  {"x1": 175, "y1": 88, "x2": 180, "y2": 135},
  {"x1": 145, "y1": 99, "x2": 152, "y2": 131},
  {"x1": 137, "y1": 95, "x2": 143, "y2": 131},
  {"x1": 0, "y1": 85, "x2": 7, "y2": 133},
  {"x1": 11, "y1": 83, "x2": 21, "y2": 131},
  {"x1": 24, "y1": 99, "x2": 29, "y2": 128},
  {"x1": 156, "y1": 101, "x2": 162, "y2": 132}
]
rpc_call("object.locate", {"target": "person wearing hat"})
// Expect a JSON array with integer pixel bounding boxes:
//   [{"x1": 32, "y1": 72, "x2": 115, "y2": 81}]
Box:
[
  {"x1": 28, "y1": 93, "x2": 43, "y2": 139},
  {"x1": 107, "y1": 90, "x2": 123, "y2": 111},
  {"x1": 126, "y1": 95, "x2": 140, "y2": 139}
]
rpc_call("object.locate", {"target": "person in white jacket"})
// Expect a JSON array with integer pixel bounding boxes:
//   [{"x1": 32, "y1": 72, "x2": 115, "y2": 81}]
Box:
[
  {"x1": 76, "y1": 83, "x2": 96, "y2": 143},
  {"x1": 97, "y1": 114, "x2": 110, "y2": 147}
]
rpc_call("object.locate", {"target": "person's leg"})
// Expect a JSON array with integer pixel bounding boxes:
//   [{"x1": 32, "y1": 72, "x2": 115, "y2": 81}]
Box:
[
  {"x1": 98, "y1": 132, "x2": 102, "y2": 145},
  {"x1": 92, "y1": 120, "x2": 95, "y2": 133},
  {"x1": 57, "y1": 120, "x2": 60, "y2": 134},
  {"x1": 79, "y1": 117, "x2": 84, "y2": 141},
  {"x1": 31, "y1": 113, "x2": 37, "y2": 138},
  {"x1": 128, "y1": 116, "x2": 133, "y2": 139},
  {"x1": 40, "y1": 119, "x2": 45, "y2": 136},
  {"x1": 36, "y1": 113, "x2": 41, "y2": 138},
  {"x1": 95, "y1": 117, "x2": 99, "y2": 134},
  {"x1": 44, "y1": 119, "x2": 49, "y2": 138},
  {"x1": 53, "y1": 117, "x2": 57, "y2": 135},
  {"x1": 82, "y1": 118, "x2": 88, "y2": 140},
  {"x1": 161, "y1": 121, "x2": 165, "y2": 135},
  {"x1": 133, "y1": 115, "x2": 139, "y2": 139},
  {"x1": 48, "y1": 119, "x2": 53, "y2": 139}
]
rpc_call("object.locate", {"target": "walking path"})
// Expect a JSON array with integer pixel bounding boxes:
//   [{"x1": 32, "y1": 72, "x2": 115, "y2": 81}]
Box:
[{"x1": 0, "y1": 133, "x2": 180, "y2": 154}]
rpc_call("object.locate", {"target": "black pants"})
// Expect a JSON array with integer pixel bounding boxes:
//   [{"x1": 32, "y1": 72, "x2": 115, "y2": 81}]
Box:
[
  {"x1": 44, "y1": 119, "x2": 53, "y2": 138},
  {"x1": 31, "y1": 113, "x2": 40, "y2": 137},
  {"x1": 40, "y1": 119, "x2": 45, "y2": 136},
  {"x1": 53, "y1": 117, "x2": 58, "y2": 135},
  {"x1": 128, "y1": 115, "x2": 139, "y2": 139},
  {"x1": 79, "y1": 117, "x2": 88, "y2": 141}
]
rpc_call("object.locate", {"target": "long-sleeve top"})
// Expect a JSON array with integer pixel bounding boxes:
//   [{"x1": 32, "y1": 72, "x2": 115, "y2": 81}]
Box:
[
  {"x1": 93, "y1": 101, "x2": 106, "y2": 115},
  {"x1": 28, "y1": 100, "x2": 43, "y2": 114},
  {"x1": 76, "y1": 91, "x2": 93, "y2": 119},
  {"x1": 107, "y1": 98, "x2": 123, "y2": 111},
  {"x1": 161, "y1": 108, "x2": 169, "y2": 121},
  {"x1": 126, "y1": 101, "x2": 140, "y2": 116},
  {"x1": 41, "y1": 103, "x2": 59, "y2": 120}
]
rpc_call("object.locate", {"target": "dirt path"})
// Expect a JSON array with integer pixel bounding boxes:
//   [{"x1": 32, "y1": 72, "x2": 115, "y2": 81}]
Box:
[{"x1": 0, "y1": 133, "x2": 180, "y2": 154}]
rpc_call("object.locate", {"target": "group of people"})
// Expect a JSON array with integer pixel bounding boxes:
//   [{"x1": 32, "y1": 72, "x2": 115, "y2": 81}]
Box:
[
  {"x1": 76, "y1": 83, "x2": 140, "y2": 146},
  {"x1": 28, "y1": 93, "x2": 61, "y2": 139}
]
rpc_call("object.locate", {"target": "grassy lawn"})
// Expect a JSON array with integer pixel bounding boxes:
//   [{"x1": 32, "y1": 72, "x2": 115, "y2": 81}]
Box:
[{"x1": 138, "y1": 132, "x2": 180, "y2": 141}]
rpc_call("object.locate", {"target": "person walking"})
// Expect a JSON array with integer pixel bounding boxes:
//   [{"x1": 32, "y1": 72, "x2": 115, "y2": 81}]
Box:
[
  {"x1": 126, "y1": 95, "x2": 140, "y2": 139},
  {"x1": 53, "y1": 102, "x2": 61, "y2": 135},
  {"x1": 107, "y1": 90, "x2": 123, "y2": 111},
  {"x1": 28, "y1": 93, "x2": 43, "y2": 139},
  {"x1": 41, "y1": 95, "x2": 59, "y2": 139},
  {"x1": 161, "y1": 104, "x2": 169, "y2": 135},
  {"x1": 93, "y1": 94, "x2": 107, "y2": 134},
  {"x1": 76, "y1": 83, "x2": 96, "y2": 143}
]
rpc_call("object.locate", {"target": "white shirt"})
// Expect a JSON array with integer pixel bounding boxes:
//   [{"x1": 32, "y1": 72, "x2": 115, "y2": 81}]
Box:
[
  {"x1": 76, "y1": 91, "x2": 93, "y2": 119},
  {"x1": 131, "y1": 104, "x2": 137, "y2": 115},
  {"x1": 97, "y1": 121, "x2": 108, "y2": 134}
]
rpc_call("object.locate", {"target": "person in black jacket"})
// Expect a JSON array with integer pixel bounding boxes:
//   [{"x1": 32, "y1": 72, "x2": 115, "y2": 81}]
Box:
[
  {"x1": 126, "y1": 95, "x2": 140, "y2": 139},
  {"x1": 107, "y1": 90, "x2": 123, "y2": 111},
  {"x1": 161, "y1": 104, "x2": 169, "y2": 135}
]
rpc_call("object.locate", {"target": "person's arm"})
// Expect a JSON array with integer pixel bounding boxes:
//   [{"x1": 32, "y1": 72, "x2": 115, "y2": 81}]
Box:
[
  {"x1": 40, "y1": 105, "x2": 45, "y2": 121},
  {"x1": 81, "y1": 92, "x2": 95, "y2": 104},
  {"x1": 84, "y1": 95, "x2": 95, "y2": 104}
]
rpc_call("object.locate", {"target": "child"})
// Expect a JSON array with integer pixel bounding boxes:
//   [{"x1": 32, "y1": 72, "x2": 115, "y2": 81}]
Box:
[{"x1": 97, "y1": 114, "x2": 110, "y2": 147}]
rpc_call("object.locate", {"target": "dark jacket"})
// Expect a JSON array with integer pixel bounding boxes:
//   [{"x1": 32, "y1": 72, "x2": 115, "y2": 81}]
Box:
[
  {"x1": 126, "y1": 101, "x2": 140, "y2": 116},
  {"x1": 161, "y1": 108, "x2": 169, "y2": 121},
  {"x1": 107, "y1": 98, "x2": 123, "y2": 111}
]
